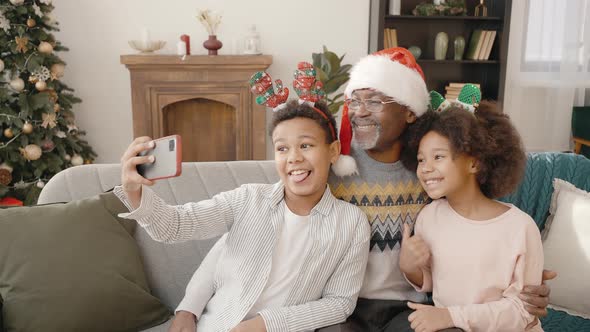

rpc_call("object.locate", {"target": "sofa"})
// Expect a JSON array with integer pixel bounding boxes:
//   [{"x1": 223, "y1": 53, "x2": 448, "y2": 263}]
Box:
[{"x1": 30, "y1": 152, "x2": 589, "y2": 331}]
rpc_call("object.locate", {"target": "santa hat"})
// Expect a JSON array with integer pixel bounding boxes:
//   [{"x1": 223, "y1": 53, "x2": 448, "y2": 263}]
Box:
[{"x1": 332, "y1": 47, "x2": 429, "y2": 177}]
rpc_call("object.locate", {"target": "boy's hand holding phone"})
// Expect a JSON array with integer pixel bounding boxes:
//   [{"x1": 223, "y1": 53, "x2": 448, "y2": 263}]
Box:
[{"x1": 120, "y1": 135, "x2": 182, "y2": 209}]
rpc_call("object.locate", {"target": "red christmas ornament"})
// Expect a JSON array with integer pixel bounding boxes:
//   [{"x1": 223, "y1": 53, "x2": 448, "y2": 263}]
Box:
[{"x1": 0, "y1": 197, "x2": 24, "y2": 207}]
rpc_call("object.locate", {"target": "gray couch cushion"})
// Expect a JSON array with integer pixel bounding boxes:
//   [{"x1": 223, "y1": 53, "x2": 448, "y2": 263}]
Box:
[{"x1": 38, "y1": 161, "x2": 278, "y2": 311}]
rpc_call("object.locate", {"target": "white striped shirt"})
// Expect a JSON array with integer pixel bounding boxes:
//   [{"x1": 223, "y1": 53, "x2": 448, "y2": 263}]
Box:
[{"x1": 114, "y1": 182, "x2": 370, "y2": 332}]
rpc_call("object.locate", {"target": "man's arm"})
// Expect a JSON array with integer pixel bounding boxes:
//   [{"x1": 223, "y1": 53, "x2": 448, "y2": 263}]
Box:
[{"x1": 520, "y1": 269, "x2": 557, "y2": 318}]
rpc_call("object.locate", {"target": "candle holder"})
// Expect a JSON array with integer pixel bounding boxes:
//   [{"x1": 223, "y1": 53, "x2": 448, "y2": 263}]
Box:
[
  {"x1": 128, "y1": 40, "x2": 166, "y2": 54},
  {"x1": 474, "y1": 0, "x2": 488, "y2": 17}
]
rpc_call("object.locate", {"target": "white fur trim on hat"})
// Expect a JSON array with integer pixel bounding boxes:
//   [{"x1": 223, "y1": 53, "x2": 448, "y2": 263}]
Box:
[
  {"x1": 344, "y1": 55, "x2": 429, "y2": 117},
  {"x1": 332, "y1": 155, "x2": 358, "y2": 177}
]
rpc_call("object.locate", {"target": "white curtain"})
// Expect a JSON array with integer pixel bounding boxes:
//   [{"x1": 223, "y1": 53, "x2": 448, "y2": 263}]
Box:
[{"x1": 503, "y1": 0, "x2": 590, "y2": 151}]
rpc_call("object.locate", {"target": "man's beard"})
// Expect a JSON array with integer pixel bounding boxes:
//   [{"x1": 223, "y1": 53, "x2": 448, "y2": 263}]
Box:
[{"x1": 352, "y1": 125, "x2": 381, "y2": 150}]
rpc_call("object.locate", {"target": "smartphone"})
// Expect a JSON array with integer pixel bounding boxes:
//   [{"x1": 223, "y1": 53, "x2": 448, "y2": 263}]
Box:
[{"x1": 137, "y1": 135, "x2": 182, "y2": 181}]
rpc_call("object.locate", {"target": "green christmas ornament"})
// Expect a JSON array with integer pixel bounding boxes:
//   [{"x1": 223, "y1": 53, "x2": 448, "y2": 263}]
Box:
[
  {"x1": 457, "y1": 83, "x2": 481, "y2": 105},
  {"x1": 429, "y1": 90, "x2": 445, "y2": 111}
]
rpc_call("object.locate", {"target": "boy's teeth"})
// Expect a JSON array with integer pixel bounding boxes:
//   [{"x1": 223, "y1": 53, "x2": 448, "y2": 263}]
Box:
[{"x1": 291, "y1": 170, "x2": 307, "y2": 175}]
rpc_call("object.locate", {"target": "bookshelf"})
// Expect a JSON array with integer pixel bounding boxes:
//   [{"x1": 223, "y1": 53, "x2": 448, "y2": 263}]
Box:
[{"x1": 368, "y1": 0, "x2": 512, "y2": 102}]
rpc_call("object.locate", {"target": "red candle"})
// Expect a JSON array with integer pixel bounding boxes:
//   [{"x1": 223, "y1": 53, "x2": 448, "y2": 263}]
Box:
[{"x1": 180, "y1": 34, "x2": 191, "y2": 55}]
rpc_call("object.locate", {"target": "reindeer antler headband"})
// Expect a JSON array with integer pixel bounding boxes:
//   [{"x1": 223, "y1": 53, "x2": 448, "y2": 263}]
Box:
[{"x1": 249, "y1": 61, "x2": 335, "y2": 141}]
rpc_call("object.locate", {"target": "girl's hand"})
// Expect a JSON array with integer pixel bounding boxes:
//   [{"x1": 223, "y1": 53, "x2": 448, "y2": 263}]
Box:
[
  {"x1": 229, "y1": 315, "x2": 267, "y2": 332},
  {"x1": 168, "y1": 310, "x2": 197, "y2": 332},
  {"x1": 120, "y1": 137, "x2": 155, "y2": 208},
  {"x1": 399, "y1": 222, "x2": 431, "y2": 274},
  {"x1": 407, "y1": 302, "x2": 454, "y2": 332}
]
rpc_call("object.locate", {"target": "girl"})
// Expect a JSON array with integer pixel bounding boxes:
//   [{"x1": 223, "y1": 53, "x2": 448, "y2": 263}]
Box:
[
  {"x1": 399, "y1": 101, "x2": 544, "y2": 332},
  {"x1": 116, "y1": 99, "x2": 370, "y2": 332}
]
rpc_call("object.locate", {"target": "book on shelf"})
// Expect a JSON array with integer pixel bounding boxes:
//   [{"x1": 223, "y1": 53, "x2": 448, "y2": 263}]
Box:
[
  {"x1": 444, "y1": 82, "x2": 481, "y2": 99},
  {"x1": 465, "y1": 29, "x2": 484, "y2": 60},
  {"x1": 383, "y1": 28, "x2": 398, "y2": 49},
  {"x1": 447, "y1": 82, "x2": 480, "y2": 88},
  {"x1": 481, "y1": 30, "x2": 497, "y2": 60},
  {"x1": 466, "y1": 30, "x2": 497, "y2": 60}
]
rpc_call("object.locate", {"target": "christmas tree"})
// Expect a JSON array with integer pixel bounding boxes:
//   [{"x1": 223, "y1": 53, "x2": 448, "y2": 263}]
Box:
[{"x1": 0, "y1": 0, "x2": 96, "y2": 206}]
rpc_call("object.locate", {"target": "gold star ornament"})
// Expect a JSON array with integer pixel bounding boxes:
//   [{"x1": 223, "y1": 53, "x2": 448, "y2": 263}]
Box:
[{"x1": 15, "y1": 36, "x2": 30, "y2": 53}]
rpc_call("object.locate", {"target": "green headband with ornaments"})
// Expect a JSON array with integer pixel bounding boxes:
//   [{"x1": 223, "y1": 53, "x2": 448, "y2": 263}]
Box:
[{"x1": 429, "y1": 83, "x2": 482, "y2": 113}]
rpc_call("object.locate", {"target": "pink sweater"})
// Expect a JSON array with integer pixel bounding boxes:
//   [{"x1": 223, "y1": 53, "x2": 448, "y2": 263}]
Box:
[{"x1": 413, "y1": 199, "x2": 544, "y2": 332}]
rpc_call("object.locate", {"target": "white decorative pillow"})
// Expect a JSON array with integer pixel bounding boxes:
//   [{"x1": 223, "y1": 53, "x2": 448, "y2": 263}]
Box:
[{"x1": 543, "y1": 178, "x2": 590, "y2": 319}]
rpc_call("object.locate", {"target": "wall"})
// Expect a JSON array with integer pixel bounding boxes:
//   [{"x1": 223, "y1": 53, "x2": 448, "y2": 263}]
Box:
[{"x1": 53, "y1": 0, "x2": 370, "y2": 162}]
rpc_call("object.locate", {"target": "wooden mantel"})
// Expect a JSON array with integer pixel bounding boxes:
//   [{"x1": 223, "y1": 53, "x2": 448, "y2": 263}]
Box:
[{"x1": 121, "y1": 55, "x2": 273, "y2": 161}]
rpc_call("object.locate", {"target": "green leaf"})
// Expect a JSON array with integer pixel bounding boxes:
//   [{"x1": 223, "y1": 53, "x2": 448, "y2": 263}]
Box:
[
  {"x1": 337, "y1": 64, "x2": 352, "y2": 75},
  {"x1": 315, "y1": 67, "x2": 328, "y2": 83},
  {"x1": 328, "y1": 101, "x2": 345, "y2": 114},
  {"x1": 324, "y1": 51, "x2": 340, "y2": 73},
  {"x1": 13, "y1": 117, "x2": 24, "y2": 127},
  {"x1": 312, "y1": 53, "x2": 322, "y2": 69},
  {"x1": 16, "y1": 6, "x2": 28, "y2": 14},
  {"x1": 332, "y1": 93, "x2": 345, "y2": 101},
  {"x1": 24, "y1": 185, "x2": 42, "y2": 205},
  {"x1": 20, "y1": 135, "x2": 29, "y2": 147},
  {"x1": 29, "y1": 93, "x2": 50, "y2": 110},
  {"x1": 26, "y1": 55, "x2": 43, "y2": 72},
  {"x1": 0, "y1": 185, "x2": 8, "y2": 197},
  {"x1": 324, "y1": 75, "x2": 350, "y2": 94},
  {"x1": 320, "y1": 57, "x2": 331, "y2": 77},
  {"x1": 18, "y1": 94, "x2": 31, "y2": 117}
]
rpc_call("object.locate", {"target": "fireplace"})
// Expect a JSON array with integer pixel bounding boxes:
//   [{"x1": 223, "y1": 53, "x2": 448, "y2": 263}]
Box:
[{"x1": 121, "y1": 55, "x2": 272, "y2": 161}]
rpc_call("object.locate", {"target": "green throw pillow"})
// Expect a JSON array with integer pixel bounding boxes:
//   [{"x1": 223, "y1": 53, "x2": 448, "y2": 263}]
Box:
[{"x1": 0, "y1": 192, "x2": 171, "y2": 332}]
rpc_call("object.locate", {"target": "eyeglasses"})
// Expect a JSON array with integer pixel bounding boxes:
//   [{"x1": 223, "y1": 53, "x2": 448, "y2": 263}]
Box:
[{"x1": 345, "y1": 98, "x2": 397, "y2": 113}]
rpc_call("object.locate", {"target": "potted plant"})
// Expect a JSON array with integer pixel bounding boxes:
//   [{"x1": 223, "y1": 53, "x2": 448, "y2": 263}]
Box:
[{"x1": 312, "y1": 46, "x2": 352, "y2": 114}]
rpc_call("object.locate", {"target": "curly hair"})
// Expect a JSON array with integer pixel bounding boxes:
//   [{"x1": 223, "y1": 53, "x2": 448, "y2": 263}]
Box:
[
  {"x1": 401, "y1": 101, "x2": 527, "y2": 199},
  {"x1": 268, "y1": 100, "x2": 338, "y2": 144}
]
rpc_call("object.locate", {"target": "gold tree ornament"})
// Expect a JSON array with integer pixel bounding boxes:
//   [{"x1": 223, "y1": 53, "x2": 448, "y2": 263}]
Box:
[
  {"x1": 26, "y1": 18, "x2": 36, "y2": 28},
  {"x1": 3, "y1": 128, "x2": 14, "y2": 138},
  {"x1": 50, "y1": 63, "x2": 65, "y2": 79},
  {"x1": 38, "y1": 41, "x2": 53, "y2": 54},
  {"x1": 29, "y1": 75, "x2": 39, "y2": 83},
  {"x1": 41, "y1": 112, "x2": 57, "y2": 128},
  {"x1": 0, "y1": 163, "x2": 13, "y2": 172},
  {"x1": 45, "y1": 89, "x2": 58, "y2": 103},
  {"x1": 35, "y1": 80, "x2": 47, "y2": 91},
  {"x1": 71, "y1": 154, "x2": 83, "y2": 166},
  {"x1": 22, "y1": 122, "x2": 33, "y2": 134},
  {"x1": 53, "y1": 103, "x2": 60, "y2": 112},
  {"x1": 9, "y1": 78, "x2": 25, "y2": 91},
  {"x1": 15, "y1": 36, "x2": 29, "y2": 53},
  {"x1": 0, "y1": 168, "x2": 12, "y2": 186},
  {"x1": 20, "y1": 144, "x2": 42, "y2": 161}
]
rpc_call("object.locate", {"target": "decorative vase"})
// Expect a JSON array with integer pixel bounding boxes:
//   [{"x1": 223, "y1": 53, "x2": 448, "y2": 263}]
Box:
[
  {"x1": 434, "y1": 32, "x2": 449, "y2": 60},
  {"x1": 454, "y1": 36, "x2": 466, "y2": 60},
  {"x1": 408, "y1": 46, "x2": 422, "y2": 60},
  {"x1": 203, "y1": 35, "x2": 222, "y2": 55}
]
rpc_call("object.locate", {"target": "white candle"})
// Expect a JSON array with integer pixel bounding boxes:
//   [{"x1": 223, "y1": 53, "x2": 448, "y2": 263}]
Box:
[
  {"x1": 141, "y1": 28, "x2": 151, "y2": 46},
  {"x1": 177, "y1": 41, "x2": 187, "y2": 55}
]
